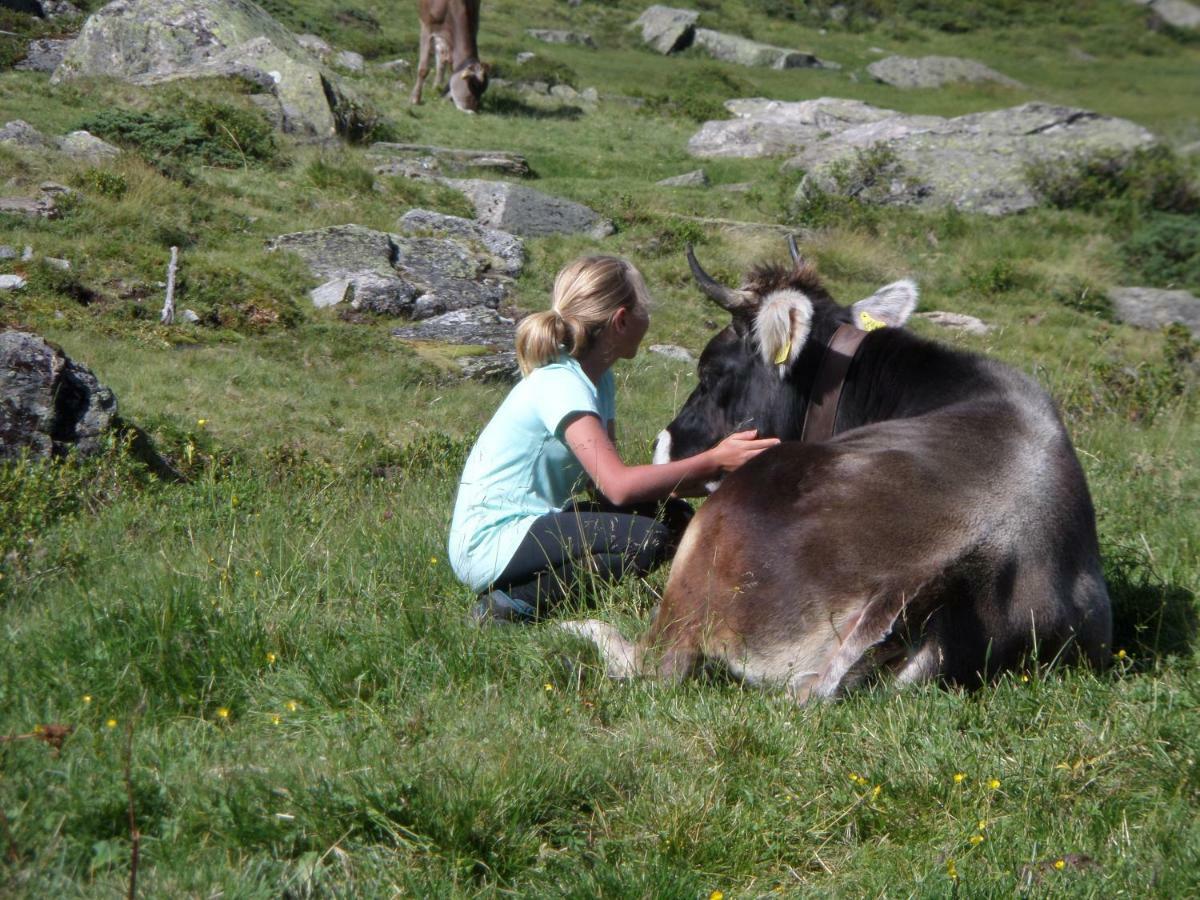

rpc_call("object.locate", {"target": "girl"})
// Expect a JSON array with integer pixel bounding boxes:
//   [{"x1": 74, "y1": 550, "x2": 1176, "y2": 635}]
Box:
[{"x1": 448, "y1": 255, "x2": 778, "y2": 623}]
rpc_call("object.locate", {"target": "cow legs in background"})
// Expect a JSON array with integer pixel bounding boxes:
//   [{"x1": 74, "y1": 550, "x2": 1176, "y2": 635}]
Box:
[
  {"x1": 410, "y1": 24, "x2": 433, "y2": 104},
  {"x1": 433, "y1": 35, "x2": 450, "y2": 92}
]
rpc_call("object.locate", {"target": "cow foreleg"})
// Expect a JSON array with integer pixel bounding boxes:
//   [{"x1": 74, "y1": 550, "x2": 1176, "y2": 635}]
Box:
[
  {"x1": 558, "y1": 620, "x2": 642, "y2": 679},
  {"x1": 410, "y1": 26, "x2": 432, "y2": 104}
]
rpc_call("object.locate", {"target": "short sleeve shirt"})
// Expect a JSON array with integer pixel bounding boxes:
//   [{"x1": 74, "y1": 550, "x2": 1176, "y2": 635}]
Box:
[{"x1": 448, "y1": 355, "x2": 616, "y2": 591}]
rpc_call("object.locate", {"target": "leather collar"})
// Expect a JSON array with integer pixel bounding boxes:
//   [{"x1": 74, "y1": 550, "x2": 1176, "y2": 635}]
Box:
[{"x1": 799, "y1": 323, "x2": 868, "y2": 443}]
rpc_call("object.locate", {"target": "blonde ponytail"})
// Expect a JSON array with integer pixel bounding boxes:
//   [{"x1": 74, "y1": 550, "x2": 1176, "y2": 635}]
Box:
[{"x1": 515, "y1": 255, "x2": 650, "y2": 376}]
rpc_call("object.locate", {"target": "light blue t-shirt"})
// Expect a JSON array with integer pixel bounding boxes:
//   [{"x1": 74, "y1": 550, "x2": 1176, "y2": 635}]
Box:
[{"x1": 448, "y1": 355, "x2": 616, "y2": 591}]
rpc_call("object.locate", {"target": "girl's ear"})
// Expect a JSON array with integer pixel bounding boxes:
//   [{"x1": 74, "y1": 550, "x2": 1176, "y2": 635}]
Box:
[{"x1": 610, "y1": 306, "x2": 629, "y2": 333}]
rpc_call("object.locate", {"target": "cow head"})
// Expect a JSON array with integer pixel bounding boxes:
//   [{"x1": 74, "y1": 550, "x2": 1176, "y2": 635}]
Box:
[
  {"x1": 654, "y1": 241, "x2": 918, "y2": 470},
  {"x1": 448, "y1": 60, "x2": 490, "y2": 113}
]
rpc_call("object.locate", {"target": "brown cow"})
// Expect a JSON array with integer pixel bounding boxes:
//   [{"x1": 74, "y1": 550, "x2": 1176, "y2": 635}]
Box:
[
  {"x1": 561, "y1": 243, "x2": 1112, "y2": 702},
  {"x1": 411, "y1": 0, "x2": 489, "y2": 113}
]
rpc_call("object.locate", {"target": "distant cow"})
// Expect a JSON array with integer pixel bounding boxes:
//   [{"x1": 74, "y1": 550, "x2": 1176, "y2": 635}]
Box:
[
  {"x1": 411, "y1": 0, "x2": 490, "y2": 113},
  {"x1": 562, "y1": 242, "x2": 1112, "y2": 701}
]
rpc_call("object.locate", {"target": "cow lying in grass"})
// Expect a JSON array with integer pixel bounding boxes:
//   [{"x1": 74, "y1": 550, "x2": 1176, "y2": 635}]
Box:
[{"x1": 562, "y1": 242, "x2": 1112, "y2": 701}]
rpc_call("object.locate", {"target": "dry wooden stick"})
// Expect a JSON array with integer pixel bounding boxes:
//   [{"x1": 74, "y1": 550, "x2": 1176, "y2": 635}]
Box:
[
  {"x1": 160, "y1": 246, "x2": 179, "y2": 325},
  {"x1": 124, "y1": 699, "x2": 147, "y2": 900}
]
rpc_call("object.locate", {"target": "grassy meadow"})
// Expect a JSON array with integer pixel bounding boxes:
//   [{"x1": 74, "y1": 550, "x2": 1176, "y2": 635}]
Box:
[{"x1": 2, "y1": 0, "x2": 1199, "y2": 895}]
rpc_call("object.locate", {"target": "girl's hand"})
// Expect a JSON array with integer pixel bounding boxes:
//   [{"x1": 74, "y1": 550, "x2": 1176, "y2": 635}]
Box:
[{"x1": 709, "y1": 429, "x2": 780, "y2": 472}]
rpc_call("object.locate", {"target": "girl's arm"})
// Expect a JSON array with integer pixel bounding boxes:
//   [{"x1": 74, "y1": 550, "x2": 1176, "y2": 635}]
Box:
[{"x1": 563, "y1": 413, "x2": 778, "y2": 507}]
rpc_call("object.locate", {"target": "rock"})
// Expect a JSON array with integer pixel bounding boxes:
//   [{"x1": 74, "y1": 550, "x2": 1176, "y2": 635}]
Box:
[
  {"x1": 0, "y1": 119, "x2": 52, "y2": 149},
  {"x1": 57, "y1": 130, "x2": 121, "y2": 161},
  {"x1": 0, "y1": 330, "x2": 118, "y2": 460},
  {"x1": 1135, "y1": 0, "x2": 1200, "y2": 29},
  {"x1": 457, "y1": 351, "x2": 520, "y2": 382},
  {"x1": 180, "y1": 308, "x2": 200, "y2": 323},
  {"x1": 516, "y1": 51, "x2": 536, "y2": 64},
  {"x1": 0, "y1": 246, "x2": 17, "y2": 259},
  {"x1": 549, "y1": 84, "x2": 579, "y2": 100},
  {"x1": 916, "y1": 311, "x2": 992, "y2": 335},
  {"x1": 392, "y1": 306, "x2": 516, "y2": 346},
  {"x1": 397, "y1": 208, "x2": 525, "y2": 277},
  {"x1": 443, "y1": 179, "x2": 614, "y2": 239},
  {"x1": 334, "y1": 49, "x2": 364, "y2": 73},
  {"x1": 657, "y1": 169, "x2": 709, "y2": 188},
  {"x1": 295, "y1": 33, "x2": 332, "y2": 59},
  {"x1": 717, "y1": 182, "x2": 754, "y2": 193},
  {"x1": 867, "y1": 55, "x2": 1022, "y2": 89},
  {"x1": 310, "y1": 278, "x2": 351, "y2": 309},
  {"x1": 22, "y1": 245, "x2": 33, "y2": 260},
  {"x1": 0, "y1": 191, "x2": 59, "y2": 219},
  {"x1": 268, "y1": 223, "x2": 510, "y2": 319},
  {"x1": 14, "y1": 38, "x2": 75, "y2": 73},
  {"x1": 580, "y1": 86, "x2": 598, "y2": 103},
  {"x1": 688, "y1": 97, "x2": 894, "y2": 159},
  {"x1": 51, "y1": 0, "x2": 358, "y2": 141},
  {"x1": 526, "y1": 28, "x2": 596, "y2": 48},
  {"x1": 43, "y1": 257, "x2": 70, "y2": 270},
  {"x1": 693, "y1": 28, "x2": 836, "y2": 69},
  {"x1": 649, "y1": 343, "x2": 695, "y2": 363},
  {"x1": 0, "y1": 275, "x2": 27, "y2": 290},
  {"x1": 1109, "y1": 286, "x2": 1200, "y2": 338},
  {"x1": 378, "y1": 57, "x2": 410, "y2": 72},
  {"x1": 630, "y1": 5, "x2": 698, "y2": 54},
  {"x1": 785, "y1": 101, "x2": 1157, "y2": 216},
  {"x1": 369, "y1": 142, "x2": 532, "y2": 179}
]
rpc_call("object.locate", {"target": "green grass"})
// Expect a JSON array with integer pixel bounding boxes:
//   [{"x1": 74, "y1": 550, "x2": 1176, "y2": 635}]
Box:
[{"x1": 2, "y1": 0, "x2": 1200, "y2": 895}]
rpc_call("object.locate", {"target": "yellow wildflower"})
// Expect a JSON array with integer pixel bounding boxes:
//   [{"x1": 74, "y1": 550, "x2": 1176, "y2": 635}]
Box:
[
  {"x1": 544, "y1": 683, "x2": 554, "y2": 692},
  {"x1": 429, "y1": 556, "x2": 438, "y2": 564},
  {"x1": 231, "y1": 495, "x2": 239, "y2": 508},
  {"x1": 271, "y1": 714, "x2": 282, "y2": 725},
  {"x1": 969, "y1": 834, "x2": 984, "y2": 846},
  {"x1": 106, "y1": 718, "x2": 117, "y2": 729},
  {"x1": 1020, "y1": 674, "x2": 1030, "y2": 683},
  {"x1": 197, "y1": 418, "x2": 207, "y2": 427},
  {"x1": 953, "y1": 772, "x2": 966, "y2": 784},
  {"x1": 82, "y1": 694, "x2": 92, "y2": 705},
  {"x1": 946, "y1": 859, "x2": 958, "y2": 880},
  {"x1": 987, "y1": 778, "x2": 1001, "y2": 790},
  {"x1": 285, "y1": 700, "x2": 299, "y2": 712},
  {"x1": 710, "y1": 892, "x2": 724, "y2": 900},
  {"x1": 266, "y1": 652, "x2": 277, "y2": 665},
  {"x1": 1116, "y1": 649, "x2": 1127, "y2": 659},
  {"x1": 217, "y1": 707, "x2": 230, "y2": 720},
  {"x1": 977, "y1": 819, "x2": 987, "y2": 831},
  {"x1": 1054, "y1": 859, "x2": 1066, "y2": 871}
]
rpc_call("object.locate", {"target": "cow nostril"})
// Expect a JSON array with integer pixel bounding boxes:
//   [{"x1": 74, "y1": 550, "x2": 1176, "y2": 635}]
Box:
[{"x1": 652, "y1": 430, "x2": 672, "y2": 465}]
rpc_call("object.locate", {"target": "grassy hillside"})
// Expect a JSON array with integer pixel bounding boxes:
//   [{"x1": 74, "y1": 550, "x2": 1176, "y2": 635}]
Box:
[{"x1": 1, "y1": 0, "x2": 1198, "y2": 895}]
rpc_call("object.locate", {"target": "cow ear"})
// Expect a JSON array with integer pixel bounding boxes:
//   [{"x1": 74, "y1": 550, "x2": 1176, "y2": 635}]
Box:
[
  {"x1": 755, "y1": 289, "x2": 813, "y2": 376},
  {"x1": 851, "y1": 279, "x2": 918, "y2": 331}
]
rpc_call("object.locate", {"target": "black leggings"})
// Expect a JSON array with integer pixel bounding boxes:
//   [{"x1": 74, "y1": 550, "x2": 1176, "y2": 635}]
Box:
[{"x1": 491, "y1": 497, "x2": 693, "y2": 617}]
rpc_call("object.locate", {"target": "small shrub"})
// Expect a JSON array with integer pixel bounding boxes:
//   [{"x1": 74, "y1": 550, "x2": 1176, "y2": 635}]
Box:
[
  {"x1": 1027, "y1": 145, "x2": 1199, "y2": 215},
  {"x1": 305, "y1": 155, "x2": 376, "y2": 193},
  {"x1": 633, "y1": 65, "x2": 748, "y2": 123},
  {"x1": 1051, "y1": 275, "x2": 1114, "y2": 320},
  {"x1": 72, "y1": 168, "x2": 129, "y2": 199},
  {"x1": 966, "y1": 258, "x2": 1023, "y2": 295},
  {"x1": 1078, "y1": 324, "x2": 1197, "y2": 423},
  {"x1": 1123, "y1": 212, "x2": 1200, "y2": 289}
]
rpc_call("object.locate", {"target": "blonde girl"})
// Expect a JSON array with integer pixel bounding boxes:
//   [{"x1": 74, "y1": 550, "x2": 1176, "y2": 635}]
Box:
[{"x1": 448, "y1": 255, "x2": 777, "y2": 623}]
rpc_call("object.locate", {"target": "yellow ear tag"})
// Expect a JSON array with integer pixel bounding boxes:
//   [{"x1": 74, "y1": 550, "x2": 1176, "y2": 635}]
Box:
[
  {"x1": 859, "y1": 311, "x2": 888, "y2": 331},
  {"x1": 773, "y1": 339, "x2": 792, "y2": 366}
]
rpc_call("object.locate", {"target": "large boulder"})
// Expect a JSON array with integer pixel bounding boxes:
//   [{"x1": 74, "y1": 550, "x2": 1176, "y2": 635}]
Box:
[
  {"x1": 51, "y1": 0, "x2": 357, "y2": 140},
  {"x1": 57, "y1": 130, "x2": 121, "y2": 161},
  {"x1": 0, "y1": 330, "x2": 117, "y2": 459},
  {"x1": 630, "y1": 5, "x2": 698, "y2": 54},
  {"x1": 1109, "y1": 286, "x2": 1200, "y2": 338},
  {"x1": 267, "y1": 224, "x2": 511, "y2": 320},
  {"x1": 1132, "y1": 0, "x2": 1200, "y2": 29},
  {"x1": 14, "y1": 37, "x2": 75, "y2": 73},
  {"x1": 0, "y1": 119, "x2": 53, "y2": 149},
  {"x1": 396, "y1": 209, "x2": 525, "y2": 278},
  {"x1": 443, "y1": 179, "x2": 614, "y2": 239},
  {"x1": 787, "y1": 102, "x2": 1157, "y2": 215},
  {"x1": 692, "y1": 28, "x2": 836, "y2": 70},
  {"x1": 393, "y1": 307, "x2": 520, "y2": 382},
  {"x1": 688, "y1": 97, "x2": 894, "y2": 159},
  {"x1": 867, "y1": 55, "x2": 1022, "y2": 89}
]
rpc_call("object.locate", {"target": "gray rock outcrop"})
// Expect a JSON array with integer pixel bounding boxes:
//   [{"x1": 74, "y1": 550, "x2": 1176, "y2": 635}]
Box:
[
  {"x1": 916, "y1": 311, "x2": 993, "y2": 335},
  {"x1": 0, "y1": 182, "x2": 71, "y2": 219},
  {"x1": 443, "y1": 179, "x2": 614, "y2": 239},
  {"x1": 867, "y1": 55, "x2": 1022, "y2": 89},
  {"x1": 51, "y1": 0, "x2": 359, "y2": 141},
  {"x1": 370, "y1": 143, "x2": 532, "y2": 179},
  {"x1": 689, "y1": 98, "x2": 1157, "y2": 215},
  {"x1": 14, "y1": 38, "x2": 74, "y2": 73},
  {"x1": 57, "y1": 130, "x2": 121, "y2": 161},
  {"x1": 649, "y1": 343, "x2": 695, "y2": 363},
  {"x1": 1132, "y1": 0, "x2": 1200, "y2": 29},
  {"x1": 631, "y1": 5, "x2": 698, "y2": 54},
  {"x1": 657, "y1": 169, "x2": 709, "y2": 187},
  {"x1": 693, "y1": 28, "x2": 836, "y2": 70},
  {"x1": 396, "y1": 209, "x2": 525, "y2": 277},
  {"x1": 393, "y1": 307, "x2": 520, "y2": 382},
  {"x1": 0, "y1": 330, "x2": 118, "y2": 459},
  {"x1": 1109, "y1": 286, "x2": 1200, "y2": 338},
  {"x1": 267, "y1": 224, "x2": 511, "y2": 319},
  {"x1": 787, "y1": 102, "x2": 1157, "y2": 215},
  {"x1": 526, "y1": 28, "x2": 596, "y2": 47},
  {"x1": 0, "y1": 119, "x2": 52, "y2": 149}
]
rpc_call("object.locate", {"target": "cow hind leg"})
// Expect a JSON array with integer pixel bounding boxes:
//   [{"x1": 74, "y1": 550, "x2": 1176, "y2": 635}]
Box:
[
  {"x1": 558, "y1": 619, "x2": 699, "y2": 681},
  {"x1": 808, "y1": 588, "x2": 924, "y2": 702},
  {"x1": 410, "y1": 27, "x2": 432, "y2": 104}
]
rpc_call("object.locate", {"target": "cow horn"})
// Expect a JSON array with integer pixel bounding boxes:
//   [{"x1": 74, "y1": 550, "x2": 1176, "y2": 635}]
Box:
[
  {"x1": 685, "y1": 244, "x2": 754, "y2": 312},
  {"x1": 787, "y1": 234, "x2": 804, "y2": 267}
]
